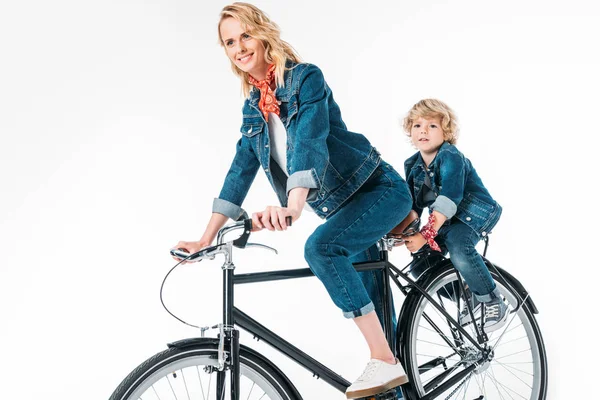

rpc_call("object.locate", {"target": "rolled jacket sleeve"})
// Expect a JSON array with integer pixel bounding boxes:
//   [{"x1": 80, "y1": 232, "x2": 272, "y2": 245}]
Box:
[
  {"x1": 287, "y1": 170, "x2": 319, "y2": 201},
  {"x1": 212, "y1": 198, "x2": 245, "y2": 220},
  {"x1": 287, "y1": 64, "x2": 330, "y2": 199},
  {"x1": 213, "y1": 135, "x2": 260, "y2": 219},
  {"x1": 430, "y1": 195, "x2": 458, "y2": 219}
]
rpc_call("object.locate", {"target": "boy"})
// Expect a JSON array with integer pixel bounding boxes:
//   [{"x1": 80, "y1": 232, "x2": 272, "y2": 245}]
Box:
[{"x1": 401, "y1": 99, "x2": 508, "y2": 333}]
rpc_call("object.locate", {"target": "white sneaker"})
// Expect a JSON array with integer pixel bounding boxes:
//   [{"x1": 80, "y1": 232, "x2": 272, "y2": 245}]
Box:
[{"x1": 345, "y1": 358, "x2": 408, "y2": 399}]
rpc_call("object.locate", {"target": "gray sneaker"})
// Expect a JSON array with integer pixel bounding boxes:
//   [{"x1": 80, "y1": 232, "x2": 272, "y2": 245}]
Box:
[{"x1": 483, "y1": 296, "x2": 509, "y2": 333}]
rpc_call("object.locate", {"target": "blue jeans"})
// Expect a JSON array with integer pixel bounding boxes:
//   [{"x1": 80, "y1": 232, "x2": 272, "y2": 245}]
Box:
[
  {"x1": 436, "y1": 219, "x2": 496, "y2": 302},
  {"x1": 304, "y1": 162, "x2": 412, "y2": 318},
  {"x1": 349, "y1": 244, "x2": 396, "y2": 334},
  {"x1": 351, "y1": 244, "x2": 405, "y2": 399}
]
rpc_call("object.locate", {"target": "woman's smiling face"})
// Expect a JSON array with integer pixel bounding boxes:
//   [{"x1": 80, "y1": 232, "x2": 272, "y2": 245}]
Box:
[{"x1": 220, "y1": 17, "x2": 268, "y2": 80}]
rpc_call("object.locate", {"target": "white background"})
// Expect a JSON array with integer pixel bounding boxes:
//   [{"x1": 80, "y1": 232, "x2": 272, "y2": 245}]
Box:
[{"x1": 1, "y1": 0, "x2": 598, "y2": 399}]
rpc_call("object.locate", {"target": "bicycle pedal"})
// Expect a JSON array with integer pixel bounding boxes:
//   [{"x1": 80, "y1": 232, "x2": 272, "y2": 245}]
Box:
[{"x1": 358, "y1": 388, "x2": 399, "y2": 400}]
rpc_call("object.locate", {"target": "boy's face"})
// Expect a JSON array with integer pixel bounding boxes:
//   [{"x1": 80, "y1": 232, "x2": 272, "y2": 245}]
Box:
[{"x1": 410, "y1": 116, "x2": 445, "y2": 155}]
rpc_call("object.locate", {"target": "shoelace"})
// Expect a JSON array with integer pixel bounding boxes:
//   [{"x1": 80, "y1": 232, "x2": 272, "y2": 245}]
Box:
[
  {"x1": 485, "y1": 304, "x2": 500, "y2": 319},
  {"x1": 356, "y1": 361, "x2": 381, "y2": 382}
]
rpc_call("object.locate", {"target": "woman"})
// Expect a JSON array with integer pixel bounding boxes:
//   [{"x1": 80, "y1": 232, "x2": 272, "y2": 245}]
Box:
[{"x1": 173, "y1": 3, "x2": 412, "y2": 398}]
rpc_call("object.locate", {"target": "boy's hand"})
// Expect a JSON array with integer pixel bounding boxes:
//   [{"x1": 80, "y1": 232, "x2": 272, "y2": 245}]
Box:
[{"x1": 404, "y1": 232, "x2": 427, "y2": 253}]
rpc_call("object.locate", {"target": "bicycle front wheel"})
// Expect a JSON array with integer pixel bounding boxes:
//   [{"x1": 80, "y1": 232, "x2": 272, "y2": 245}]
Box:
[
  {"x1": 399, "y1": 261, "x2": 548, "y2": 400},
  {"x1": 110, "y1": 338, "x2": 299, "y2": 400}
]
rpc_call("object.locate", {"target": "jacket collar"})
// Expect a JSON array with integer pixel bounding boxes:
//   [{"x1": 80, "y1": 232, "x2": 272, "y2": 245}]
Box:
[
  {"x1": 248, "y1": 60, "x2": 297, "y2": 106},
  {"x1": 410, "y1": 142, "x2": 452, "y2": 171}
]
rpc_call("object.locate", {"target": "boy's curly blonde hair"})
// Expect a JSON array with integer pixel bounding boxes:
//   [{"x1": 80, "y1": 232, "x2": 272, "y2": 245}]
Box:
[{"x1": 403, "y1": 99, "x2": 459, "y2": 144}]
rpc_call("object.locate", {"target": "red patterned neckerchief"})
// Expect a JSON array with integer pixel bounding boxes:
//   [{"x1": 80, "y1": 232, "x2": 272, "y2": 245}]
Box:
[
  {"x1": 248, "y1": 64, "x2": 280, "y2": 122},
  {"x1": 420, "y1": 213, "x2": 441, "y2": 252}
]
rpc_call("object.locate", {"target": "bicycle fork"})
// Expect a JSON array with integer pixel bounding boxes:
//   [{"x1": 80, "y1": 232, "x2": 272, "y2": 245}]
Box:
[
  {"x1": 215, "y1": 327, "x2": 241, "y2": 400},
  {"x1": 216, "y1": 254, "x2": 241, "y2": 400}
]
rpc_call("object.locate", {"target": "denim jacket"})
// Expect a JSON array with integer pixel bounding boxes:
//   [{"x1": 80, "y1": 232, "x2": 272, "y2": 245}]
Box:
[
  {"x1": 213, "y1": 61, "x2": 381, "y2": 220},
  {"x1": 404, "y1": 142, "x2": 502, "y2": 236}
]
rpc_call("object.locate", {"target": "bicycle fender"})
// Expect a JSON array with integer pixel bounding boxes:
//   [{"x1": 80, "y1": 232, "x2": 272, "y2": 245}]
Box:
[{"x1": 484, "y1": 259, "x2": 539, "y2": 314}]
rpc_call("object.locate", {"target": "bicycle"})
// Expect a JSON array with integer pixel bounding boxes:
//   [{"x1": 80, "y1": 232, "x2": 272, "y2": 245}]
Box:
[{"x1": 109, "y1": 212, "x2": 547, "y2": 400}]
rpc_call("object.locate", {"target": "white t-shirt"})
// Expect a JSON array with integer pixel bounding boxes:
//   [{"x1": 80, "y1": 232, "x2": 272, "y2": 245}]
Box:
[{"x1": 268, "y1": 113, "x2": 313, "y2": 212}]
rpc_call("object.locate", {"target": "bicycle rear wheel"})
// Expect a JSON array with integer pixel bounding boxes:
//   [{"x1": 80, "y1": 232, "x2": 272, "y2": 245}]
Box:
[
  {"x1": 398, "y1": 261, "x2": 547, "y2": 400},
  {"x1": 110, "y1": 338, "x2": 299, "y2": 400}
]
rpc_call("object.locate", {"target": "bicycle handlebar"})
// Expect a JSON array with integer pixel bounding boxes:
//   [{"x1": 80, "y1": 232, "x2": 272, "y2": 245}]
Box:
[{"x1": 171, "y1": 215, "x2": 292, "y2": 263}]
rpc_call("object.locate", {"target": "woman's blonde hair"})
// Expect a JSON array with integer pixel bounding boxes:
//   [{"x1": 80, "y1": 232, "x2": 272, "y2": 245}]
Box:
[
  {"x1": 218, "y1": 2, "x2": 302, "y2": 97},
  {"x1": 403, "y1": 99, "x2": 459, "y2": 144}
]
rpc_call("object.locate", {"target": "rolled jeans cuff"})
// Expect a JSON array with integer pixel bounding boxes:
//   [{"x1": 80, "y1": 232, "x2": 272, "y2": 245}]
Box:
[
  {"x1": 212, "y1": 198, "x2": 244, "y2": 220},
  {"x1": 342, "y1": 301, "x2": 375, "y2": 319},
  {"x1": 474, "y1": 285, "x2": 500, "y2": 303}
]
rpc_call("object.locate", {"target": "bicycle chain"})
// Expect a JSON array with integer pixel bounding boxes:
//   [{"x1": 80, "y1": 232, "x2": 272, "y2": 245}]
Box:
[{"x1": 443, "y1": 372, "x2": 473, "y2": 400}]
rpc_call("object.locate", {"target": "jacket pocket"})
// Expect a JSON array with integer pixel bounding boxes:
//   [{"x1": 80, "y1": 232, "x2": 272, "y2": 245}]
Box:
[
  {"x1": 240, "y1": 117, "x2": 265, "y2": 137},
  {"x1": 457, "y1": 193, "x2": 498, "y2": 234}
]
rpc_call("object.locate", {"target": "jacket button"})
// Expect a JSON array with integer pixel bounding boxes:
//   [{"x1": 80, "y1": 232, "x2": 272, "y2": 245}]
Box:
[
  {"x1": 482, "y1": 231, "x2": 487, "y2": 236},
  {"x1": 466, "y1": 217, "x2": 472, "y2": 221},
  {"x1": 265, "y1": 144, "x2": 269, "y2": 148},
  {"x1": 248, "y1": 127, "x2": 253, "y2": 133},
  {"x1": 322, "y1": 207, "x2": 328, "y2": 212},
  {"x1": 265, "y1": 168, "x2": 269, "y2": 173},
  {"x1": 429, "y1": 172, "x2": 434, "y2": 177}
]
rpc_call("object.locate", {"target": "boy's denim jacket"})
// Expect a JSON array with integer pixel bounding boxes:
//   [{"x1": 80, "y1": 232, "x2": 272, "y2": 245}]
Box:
[
  {"x1": 213, "y1": 61, "x2": 381, "y2": 220},
  {"x1": 404, "y1": 142, "x2": 502, "y2": 236}
]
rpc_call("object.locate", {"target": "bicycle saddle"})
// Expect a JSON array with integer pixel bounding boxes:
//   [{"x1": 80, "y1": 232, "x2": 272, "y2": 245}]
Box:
[{"x1": 388, "y1": 210, "x2": 420, "y2": 237}]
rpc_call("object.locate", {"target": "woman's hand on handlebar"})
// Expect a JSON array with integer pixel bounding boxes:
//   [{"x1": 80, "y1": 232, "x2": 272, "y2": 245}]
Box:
[
  {"x1": 171, "y1": 240, "x2": 211, "y2": 263},
  {"x1": 252, "y1": 206, "x2": 300, "y2": 232},
  {"x1": 403, "y1": 232, "x2": 427, "y2": 253}
]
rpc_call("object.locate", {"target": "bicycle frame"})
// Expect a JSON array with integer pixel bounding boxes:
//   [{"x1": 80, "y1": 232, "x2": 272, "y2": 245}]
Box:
[{"x1": 207, "y1": 245, "x2": 520, "y2": 400}]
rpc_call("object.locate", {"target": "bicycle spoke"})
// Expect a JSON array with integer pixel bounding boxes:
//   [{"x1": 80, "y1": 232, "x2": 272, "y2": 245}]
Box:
[
  {"x1": 485, "y1": 367, "x2": 510, "y2": 400},
  {"x1": 419, "y1": 317, "x2": 465, "y2": 354},
  {"x1": 493, "y1": 359, "x2": 534, "y2": 377},
  {"x1": 491, "y1": 321, "x2": 523, "y2": 339},
  {"x1": 417, "y1": 352, "x2": 461, "y2": 360},
  {"x1": 491, "y1": 299, "x2": 528, "y2": 354},
  {"x1": 166, "y1": 374, "x2": 179, "y2": 400},
  {"x1": 418, "y1": 338, "x2": 464, "y2": 348},
  {"x1": 495, "y1": 348, "x2": 533, "y2": 361},
  {"x1": 246, "y1": 382, "x2": 255, "y2": 400},
  {"x1": 181, "y1": 369, "x2": 191, "y2": 400},
  {"x1": 422, "y1": 358, "x2": 465, "y2": 390},
  {"x1": 460, "y1": 373, "x2": 472, "y2": 400},
  {"x1": 196, "y1": 366, "x2": 206, "y2": 400},
  {"x1": 206, "y1": 370, "x2": 212, "y2": 399},
  {"x1": 492, "y1": 334, "x2": 528, "y2": 348},
  {"x1": 493, "y1": 358, "x2": 534, "y2": 390},
  {"x1": 489, "y1": 365, "x2": 528, "y2": 400}
]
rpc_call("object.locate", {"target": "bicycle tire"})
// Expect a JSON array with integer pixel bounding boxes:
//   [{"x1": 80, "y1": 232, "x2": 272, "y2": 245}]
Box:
[
  {"x1": 397, "y1": 261, "x2": 548, "y2": 400},
  {"x1": 109, "y1": 338, "x2": 301, "y2": 400}
]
